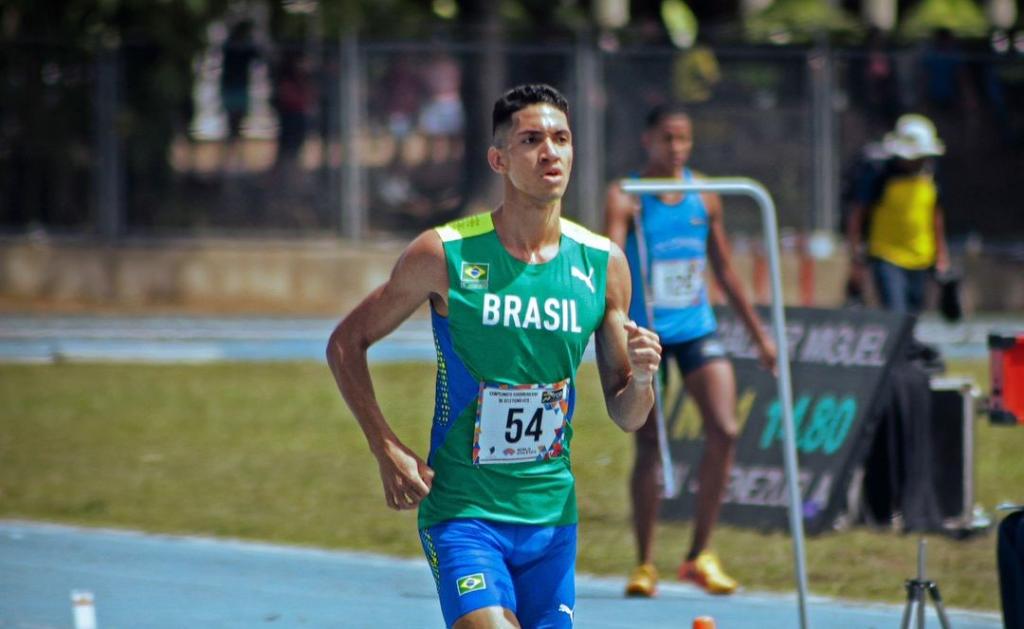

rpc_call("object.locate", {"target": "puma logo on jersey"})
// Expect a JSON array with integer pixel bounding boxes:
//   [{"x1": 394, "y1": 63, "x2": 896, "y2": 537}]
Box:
[
  {"x1": 481, "y1": 293, "x2": 583, "y2": 333},
  {"x1": 571, "y1": 266, "x2": 595, "y2": 293},
  {"x1": 558, "y1": 604, "x2": 574, "y2": 621}
]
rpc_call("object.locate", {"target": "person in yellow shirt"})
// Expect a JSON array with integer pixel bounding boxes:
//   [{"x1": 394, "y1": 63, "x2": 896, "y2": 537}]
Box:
[{"x1": 846, "y1": 114, "x2": 950, "y2": 314}]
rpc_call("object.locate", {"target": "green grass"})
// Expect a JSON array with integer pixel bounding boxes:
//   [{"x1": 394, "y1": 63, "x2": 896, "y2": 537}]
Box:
[{"x1": 1, "y1": 360, "x2": 1020, "y2": 611}]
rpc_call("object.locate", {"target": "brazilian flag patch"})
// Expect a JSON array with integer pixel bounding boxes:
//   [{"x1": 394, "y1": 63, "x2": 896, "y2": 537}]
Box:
[
  {"x1": 460, "y1": 262, "x2": 489, "y2": 289},
  {"x1": 456, "y1": 572, "x2": 486, "y2": 596}
]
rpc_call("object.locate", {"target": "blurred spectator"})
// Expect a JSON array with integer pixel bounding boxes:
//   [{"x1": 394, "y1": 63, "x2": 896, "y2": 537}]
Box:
[
  {"x1": 852, "y1": 28, "x2": 899, "y2": 135},
  {"x1": 381, "y1": 56, "x2": 423, "y2": 140},
  {"x1": 397, "y1": 155, "x2": 463, "y2": 231},
  {"x1": 839, "y1": 138, "x2": 889, "y2": 306},
  {"x1": 418, "y1": 53, "x2": 464, "y2": 162},
  {"x1": 271, "y1": 50, "x2": 316, "y2": 193},
  {"x1": 845, "y1": 114, "x2": 950, "y2": 315},
  {"x1": 920, "y1": 28, "x2": 978, "y2": 115},
  {"x1": 220, "y1": 21, "x2": 259, "y2": 173},
  {"x1": 981, "y1": 30, "x2": 1015, "y2": 145},
  {"x1": 370, "y1": 54, "x2": 464, "y2": 232},
  {"x1": 373, "y1": 55, "x2": 424, "y2": 198}
]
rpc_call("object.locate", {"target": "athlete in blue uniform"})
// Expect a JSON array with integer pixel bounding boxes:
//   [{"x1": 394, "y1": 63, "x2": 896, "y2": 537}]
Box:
[{"x1": 605, "y1": 103, "x2": 776, "y2": 597}]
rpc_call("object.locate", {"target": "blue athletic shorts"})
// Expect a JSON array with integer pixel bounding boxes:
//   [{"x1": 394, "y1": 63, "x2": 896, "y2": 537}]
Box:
[
  {"x1": 419, "y1": 518, "x2": 577, "y2": 628},
  {"x1": 665, "y1": 331, "x2": 728, "y2": 376},
  {"x1": 638, "y1": 332, "x2": 729, "y2": 444}
]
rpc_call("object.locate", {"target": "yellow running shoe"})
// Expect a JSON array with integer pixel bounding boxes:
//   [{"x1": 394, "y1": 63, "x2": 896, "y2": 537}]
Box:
[
  {"x1": 678, "y1": 551, "x2": 739, "y2": 595},
  {"x1": 625, "y1": 563, "x2": 658, "y2": 597}
]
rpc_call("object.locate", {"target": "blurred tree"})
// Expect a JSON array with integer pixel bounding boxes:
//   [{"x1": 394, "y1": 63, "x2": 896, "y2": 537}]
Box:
[
  {"x1": 0, "y1": 0, "x2": 229, "y2": 232},
  {"x1": 898, "y1": 0, "x2": 989, "y2": 41},
  {"x1": 10, "y1": 0, "x2": 915, "y2": 233},
  {"x1": 454, "y1": 0, "x2": 503, "y2": 214},
  {"x1": 745, "y1": 0, "x2": 863, "y2": 44},
  {"x1": 315, "y1": 0, "x2": 434, "y2": 39}
]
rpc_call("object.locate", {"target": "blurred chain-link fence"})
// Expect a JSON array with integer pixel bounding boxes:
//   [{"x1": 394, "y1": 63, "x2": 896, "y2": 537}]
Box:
[{"x1": 2, "y1": 35, "x2": 1022, "y2": 244}]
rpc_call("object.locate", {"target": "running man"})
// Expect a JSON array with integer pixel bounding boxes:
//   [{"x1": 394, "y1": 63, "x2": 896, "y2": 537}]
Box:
[
  {"x1": 605, "y1": 103, "x2": 776, "y2": 597},
  {"x1": 327, "y1": 84, "x2": 661, "y2": 628}
]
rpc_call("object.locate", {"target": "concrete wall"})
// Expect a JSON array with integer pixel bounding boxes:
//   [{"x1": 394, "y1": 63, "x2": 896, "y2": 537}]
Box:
[
  {"x1": 1, "y1": 237, "x2": 1022, "y2": 314},
  {"x1": 0, "y1": 238, "x2": 400, "y2": 315}
]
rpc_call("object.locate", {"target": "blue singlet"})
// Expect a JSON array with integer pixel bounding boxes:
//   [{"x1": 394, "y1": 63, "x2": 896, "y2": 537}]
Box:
[{"x1": 624, "y1": 168, "x2": 717, "y2": 344}]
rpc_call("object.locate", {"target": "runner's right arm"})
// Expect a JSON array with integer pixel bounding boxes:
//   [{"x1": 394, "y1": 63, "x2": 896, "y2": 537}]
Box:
[{"x1": 326, "y1": 230, "x2": 448, "y2": 511}]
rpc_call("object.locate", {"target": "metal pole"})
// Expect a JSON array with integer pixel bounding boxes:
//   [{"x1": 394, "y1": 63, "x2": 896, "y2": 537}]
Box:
[
  {"x1": 630, "y1": 211, "x2": 677, "y2": 499},
  {"x1": 94, "y1": 45, "x2": 122, "y2": 240},
  {"x1": 809, "y1": 44, "x2": 838, "y2": 233},
  {"x1": 621, "y1": 177, "x2": 810, "y2": 629},
  {"x1": 339, "y1": 34, "x2": 364, "y2": 239},
  {"x1": 573, "y1": 35, "x2": 604, "y2": 230},
  {"x1": 917, "y1": 539, "x2": 927, "y2": 629}
]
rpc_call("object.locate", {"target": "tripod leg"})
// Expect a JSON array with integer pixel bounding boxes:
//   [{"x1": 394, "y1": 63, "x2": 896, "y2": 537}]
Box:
[
  {"x1": 899, "y1": 601, "x2": 913, "y2": 629},
  {"x1": 928, "y1": 583, "x2": 953, "y2": 629},
  {"x1": 900, "y1": 583, "x2": 918, "y2": 629}
]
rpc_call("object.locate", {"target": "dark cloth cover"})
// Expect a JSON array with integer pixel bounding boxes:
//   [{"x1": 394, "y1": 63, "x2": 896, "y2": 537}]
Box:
[{"x1": 999, "y1": 510, "x2": 1024, "y2": 629}]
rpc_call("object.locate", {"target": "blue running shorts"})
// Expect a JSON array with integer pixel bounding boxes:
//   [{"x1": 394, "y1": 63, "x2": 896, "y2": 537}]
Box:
[
  {"x1": 665, "y1": 331, "x2": 727, "y2": 376},
  {"x1": 419, "y1": 518, "x2": 577, "y2": 628}
]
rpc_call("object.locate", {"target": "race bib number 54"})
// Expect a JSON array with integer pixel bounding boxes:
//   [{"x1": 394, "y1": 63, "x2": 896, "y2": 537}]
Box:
[{"x1": 474, "y1": 379, "x2": 570, "y2": 464}]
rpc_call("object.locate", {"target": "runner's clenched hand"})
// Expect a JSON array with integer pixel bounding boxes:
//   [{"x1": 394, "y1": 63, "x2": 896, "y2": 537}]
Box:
[
  {"x1": 623, "y1": 320, "x2": 661, "y2": 387},
  {"x1": 374, "y1": 438, "x2": 434, "y2": 510}
]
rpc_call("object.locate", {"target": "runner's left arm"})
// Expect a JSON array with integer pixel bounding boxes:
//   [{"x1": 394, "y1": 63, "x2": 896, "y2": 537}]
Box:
[{"x1": 594, "y1": 243, "x2": 660, "y2": 432}]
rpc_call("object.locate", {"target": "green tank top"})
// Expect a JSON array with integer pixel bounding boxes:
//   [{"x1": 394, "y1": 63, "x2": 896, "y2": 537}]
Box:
[{"x1": 418, "y1": 211, "x2": 611, "y2": 529}]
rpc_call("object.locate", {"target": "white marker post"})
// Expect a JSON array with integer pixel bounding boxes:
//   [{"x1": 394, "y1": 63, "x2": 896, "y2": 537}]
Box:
[
  {"x1": 621, "y1": 177, "x2": 810, "y2": 629},
  {"x1": 71, "y1": 590, "x2": 98, "y2": 629}
]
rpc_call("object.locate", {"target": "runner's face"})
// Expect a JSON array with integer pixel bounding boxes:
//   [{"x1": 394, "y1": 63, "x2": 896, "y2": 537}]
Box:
[
  {"x1": 501, "y1": 104, "x2": 573, "y2": 203},
  {"x1": 645, "y1": 114, "x2": 693, "y2": 173}
]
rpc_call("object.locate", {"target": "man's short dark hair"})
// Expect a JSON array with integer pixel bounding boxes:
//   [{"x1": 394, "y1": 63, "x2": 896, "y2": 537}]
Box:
[
  {"x1": 492, "y1": 84, "x2": 569, "y2": 142},
  {"x1": 645, "y1": 102, "x2": 690, "y2": 129}
]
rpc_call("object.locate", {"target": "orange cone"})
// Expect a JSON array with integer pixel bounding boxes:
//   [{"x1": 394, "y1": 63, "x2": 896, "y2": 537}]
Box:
[{"x1": 692, "y1": 616, "x2": 716, "y2": 629}]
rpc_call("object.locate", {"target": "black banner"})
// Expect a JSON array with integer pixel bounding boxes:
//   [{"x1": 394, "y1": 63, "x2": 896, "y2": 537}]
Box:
[{"x1": 660, "y1": 307, "x2": 913, "y2": 535}]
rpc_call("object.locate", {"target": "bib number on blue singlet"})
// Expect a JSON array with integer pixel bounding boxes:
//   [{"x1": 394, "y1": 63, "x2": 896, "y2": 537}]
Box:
[{"x1": 651, "y1": 258, "x2": 705, "y2": 307}]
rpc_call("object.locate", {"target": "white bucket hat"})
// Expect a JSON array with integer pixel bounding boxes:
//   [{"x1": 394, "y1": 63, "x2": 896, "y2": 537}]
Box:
[{"x1": 882, "y1": 114, "x2": 945, "y2": 160}]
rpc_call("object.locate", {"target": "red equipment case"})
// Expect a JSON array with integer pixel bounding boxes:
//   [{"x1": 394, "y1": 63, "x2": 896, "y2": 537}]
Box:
[{"x1": 989, "y1": 332, "x2": 1024, "y2": 425}]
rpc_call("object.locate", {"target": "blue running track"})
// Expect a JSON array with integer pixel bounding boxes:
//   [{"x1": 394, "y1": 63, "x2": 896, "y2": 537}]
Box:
[
  {"x1": 1, "y1": 313, "x2": 1021, "y2": 363},
  {"x1": 0, "y1": 521, "x2": 1002, "y2": 629}
]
